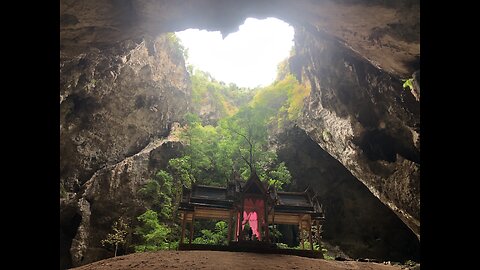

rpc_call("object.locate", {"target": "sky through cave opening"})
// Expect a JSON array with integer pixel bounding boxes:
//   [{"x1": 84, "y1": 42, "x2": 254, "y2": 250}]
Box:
[{"x1": 175, "y1": 17, "x2": 295, "y2": 88}]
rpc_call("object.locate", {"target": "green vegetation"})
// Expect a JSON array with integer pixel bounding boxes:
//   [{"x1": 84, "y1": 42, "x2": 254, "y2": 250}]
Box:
[
  {"x1": 404, "y1": 260, "x2": 418, "y2": 267},
  {"x1": 166, "y1": 33, "x2": 188, "y2": 59},
  {"x1": 101, "y1": 217, "x2": 130, "y2": 257},
  {"x1": 138, "y1": 170, "x2": 173, "y2": 219},
  {"x1": 193, "y1": 221, "x2": 229, "y2": 245},
  {"x1": 276, "y1": 240, "x2": 333, "y2": 259},
  {"x1": 60, "y1": 183, "x2": 67, "y2": 198},
  {"x1": 322, "y1": 130, "x2": 332, "y2": 142},
  {"x1": 172, "y1": 105, "x2": 292, "y2": 189},
  {"x1": 190, "y1": 68, "x2": 255, "y2": 119},
  {"x1": 134, "y1": 210, "x2": 175, "y2": 251},
  {"x1": 322, "y1": 248, "x2": 335, "y2": 260},
  {"x1": 119, "y1": 47, "x2": 316, "y2": 254},
  {"x1": 276, "y1": 242, "x2": 290, "y2": 249},
  {"x1": 251, "y1": 73, "x2": 310, "y2": 129},
  {"x1": 402, "y1": 78, "x2": 414, "y2": 91}
]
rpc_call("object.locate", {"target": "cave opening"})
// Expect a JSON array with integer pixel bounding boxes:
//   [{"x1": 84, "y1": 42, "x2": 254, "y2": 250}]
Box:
[
  {"x1": 174, "y1": 17, "x2": 295, "y2": 88},
  {"x1": 60, "y1": 211, "x2": 82, "y2": 269}
]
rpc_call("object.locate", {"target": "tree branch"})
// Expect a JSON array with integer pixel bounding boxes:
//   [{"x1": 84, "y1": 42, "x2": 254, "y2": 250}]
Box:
[{"x1": 231, "y1": 128, "x2": 254, "y2": 173}]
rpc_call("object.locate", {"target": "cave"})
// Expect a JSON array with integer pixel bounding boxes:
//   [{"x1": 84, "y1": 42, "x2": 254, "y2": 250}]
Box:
[
  {"x1": 60, "y1": 206, "x2": 83, "y2": 269},
  {"x1": 60, "y1": 0, "x2": 419, "y2": 268}
]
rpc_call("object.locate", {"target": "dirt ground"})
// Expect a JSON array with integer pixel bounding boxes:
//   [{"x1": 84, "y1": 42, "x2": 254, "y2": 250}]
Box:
[{"x1": 71, "y1": 250, "x2": 408, "y2": 270}]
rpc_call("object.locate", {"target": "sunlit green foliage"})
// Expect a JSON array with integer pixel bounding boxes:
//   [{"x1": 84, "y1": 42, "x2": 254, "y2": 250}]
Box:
[
  {"x1": 172, "y1": 62, "x2": 308, "y2": 189},
  {"x1": 403, "y1": 78, "x2": 414, "y2": 91},
  {"x1": 262, "y1": 161, "x2": 292, "y2": 190},
  {"x1": 173, "y1": 104, "x2": 292, "y2": 190},
  {"x1": 132, "y1": 52, "x2": 311, "y2": 252},
  {"x1": 294, "y1": 241, "x2": 320, "y2": 251},
  {"x1": 251, "y1": 73, "x2": 310, "y2": 128},
  {"x1": 166, "y1": 33, "x2": 188, "y2": 59},
  {"x1": 190, "y1": 69, "x2": 256, "y2": 119},
  {"x1": 322, "y1": 248, "x2": 335, "y2": 260}
]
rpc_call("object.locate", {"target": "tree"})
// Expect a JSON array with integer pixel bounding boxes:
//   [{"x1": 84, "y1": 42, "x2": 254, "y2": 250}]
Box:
[
  {"x1": 101, "y1": 217, "x2": 129, "y2": 257},
  {"x1": 262, "y1": 161, "x2": 292, "y2": 190},
  {"x1": 193, "y1": 221, "x2": 229, "y2": 245},
  {"x1": 138, "y1": 170, "x2": 173, "y2": 220},
  {"x1": 174, "y1": 103, "x2": 293, "y2": 190},
  {"x1": 172, "y1": 64, "x2": 306, "y2": 189},
  {"x1": 134, "y1": 210, "x2": 172, "y2": 252}
]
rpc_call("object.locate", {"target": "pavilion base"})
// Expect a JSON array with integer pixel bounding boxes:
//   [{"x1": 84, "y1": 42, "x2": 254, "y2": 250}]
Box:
[{"x1": 178, "y1": 242, "x2": 324, "y2": 259}]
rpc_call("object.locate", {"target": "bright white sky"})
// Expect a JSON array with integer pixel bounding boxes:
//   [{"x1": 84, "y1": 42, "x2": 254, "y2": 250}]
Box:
[{"x1": 175, "y1": 17, "x2": 294, "y2": 88}]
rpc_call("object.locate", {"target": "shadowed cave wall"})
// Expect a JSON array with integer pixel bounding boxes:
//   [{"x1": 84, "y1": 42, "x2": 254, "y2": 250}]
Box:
[
  {"x1": 275, "y1": 127, "x2": 419, "y2": 262},
  {"x1": 60, "y1": 0, "x2": 420, "y2": 268}
]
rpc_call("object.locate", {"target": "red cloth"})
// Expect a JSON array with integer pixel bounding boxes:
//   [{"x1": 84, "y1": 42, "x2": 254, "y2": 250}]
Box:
[{"x1": 240, "y1": 198, "x2": 265, "y2": 240}]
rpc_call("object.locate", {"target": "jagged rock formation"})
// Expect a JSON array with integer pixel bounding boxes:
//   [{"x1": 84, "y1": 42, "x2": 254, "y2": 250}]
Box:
[
  {"x1": 60, "y1": 34, "x2": 189, "y2": 191},
  {"x1": 60, "y1": 0, "x2": 420, "y2": 268},
  {"x1": 291, "y1": 27, "x2": 420, "y2": 238},
  {"x1": 276, "y1": 127, "x2": 419, "y2": 261},
  {"x1": 60, "y1": 33, "x2": 189, "y2": 268},
  {"x1": 60, "y1": 137, "x2": 183, "y2": 268}
]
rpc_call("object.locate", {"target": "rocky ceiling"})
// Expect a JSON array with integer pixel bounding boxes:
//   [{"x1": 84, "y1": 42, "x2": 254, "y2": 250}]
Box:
[{"x1": 60, "y1": 0, "x2": 419, "y2": 78}]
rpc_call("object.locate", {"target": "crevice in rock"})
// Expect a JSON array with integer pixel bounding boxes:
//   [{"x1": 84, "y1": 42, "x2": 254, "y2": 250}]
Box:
[
  {"x1": 355, "y1": 129, "x2": 419, "y2": 164},
  {"x1": 60, "y1": 207, "x2": 83, "y2": 269}
]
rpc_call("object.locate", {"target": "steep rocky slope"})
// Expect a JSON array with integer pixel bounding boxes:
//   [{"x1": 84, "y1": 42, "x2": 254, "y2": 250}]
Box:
[
  {"x1": 60, "y1": 137, "x2": 183, "y2": 268},
  {"x1": 291, "y1": 27, "x2": 420, "y2": 238},
  {"x1": 60, "y1": 34, "x2": 189, "y2": 268},
  {"x1": 60, "y1": 34, "x2": 189, "y2": 192},
  {"x1": 275, "y1": 127, "x2": 419, "y2": 261}
]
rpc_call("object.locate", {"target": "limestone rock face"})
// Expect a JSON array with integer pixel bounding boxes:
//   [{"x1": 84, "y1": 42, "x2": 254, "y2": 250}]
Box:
[
  {"x1": 60, "y1": 138, "x2": 183, "y2": 268},
  {"x1": 291, "y1": 27, "x2": 420, "y2": 238},
  {"x1": 276, "y1": 127, "x2": 419, "y2": 261},
  {"x1": 60, "y1": 34, "x2": 189, "y2": 191},
  {"x1": 60, "y1": 33, "x2": 189, "y2": 268}
]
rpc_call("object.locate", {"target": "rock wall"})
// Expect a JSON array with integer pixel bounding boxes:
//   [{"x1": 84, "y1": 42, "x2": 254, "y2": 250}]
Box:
[
  {"x1": 60, "y1": 34, "x2": 190, "y2": 268},
  {"x1": 60, "y1": 34, "x2": 189, "y2": 191},
  {"x1": 276, "y1": 127, "x2": 419, "y2": 261},
  {"x1": 60, "y1": 138, "x2": 183, "y2": 269},
  {"x1": 291, "y1": 26, "x2": 420, "y2": 238}
]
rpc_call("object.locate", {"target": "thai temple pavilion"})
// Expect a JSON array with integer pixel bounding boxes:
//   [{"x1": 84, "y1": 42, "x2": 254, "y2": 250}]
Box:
[{"x1": 178, "y1": 172, "x2": 324, "y2": 251}]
